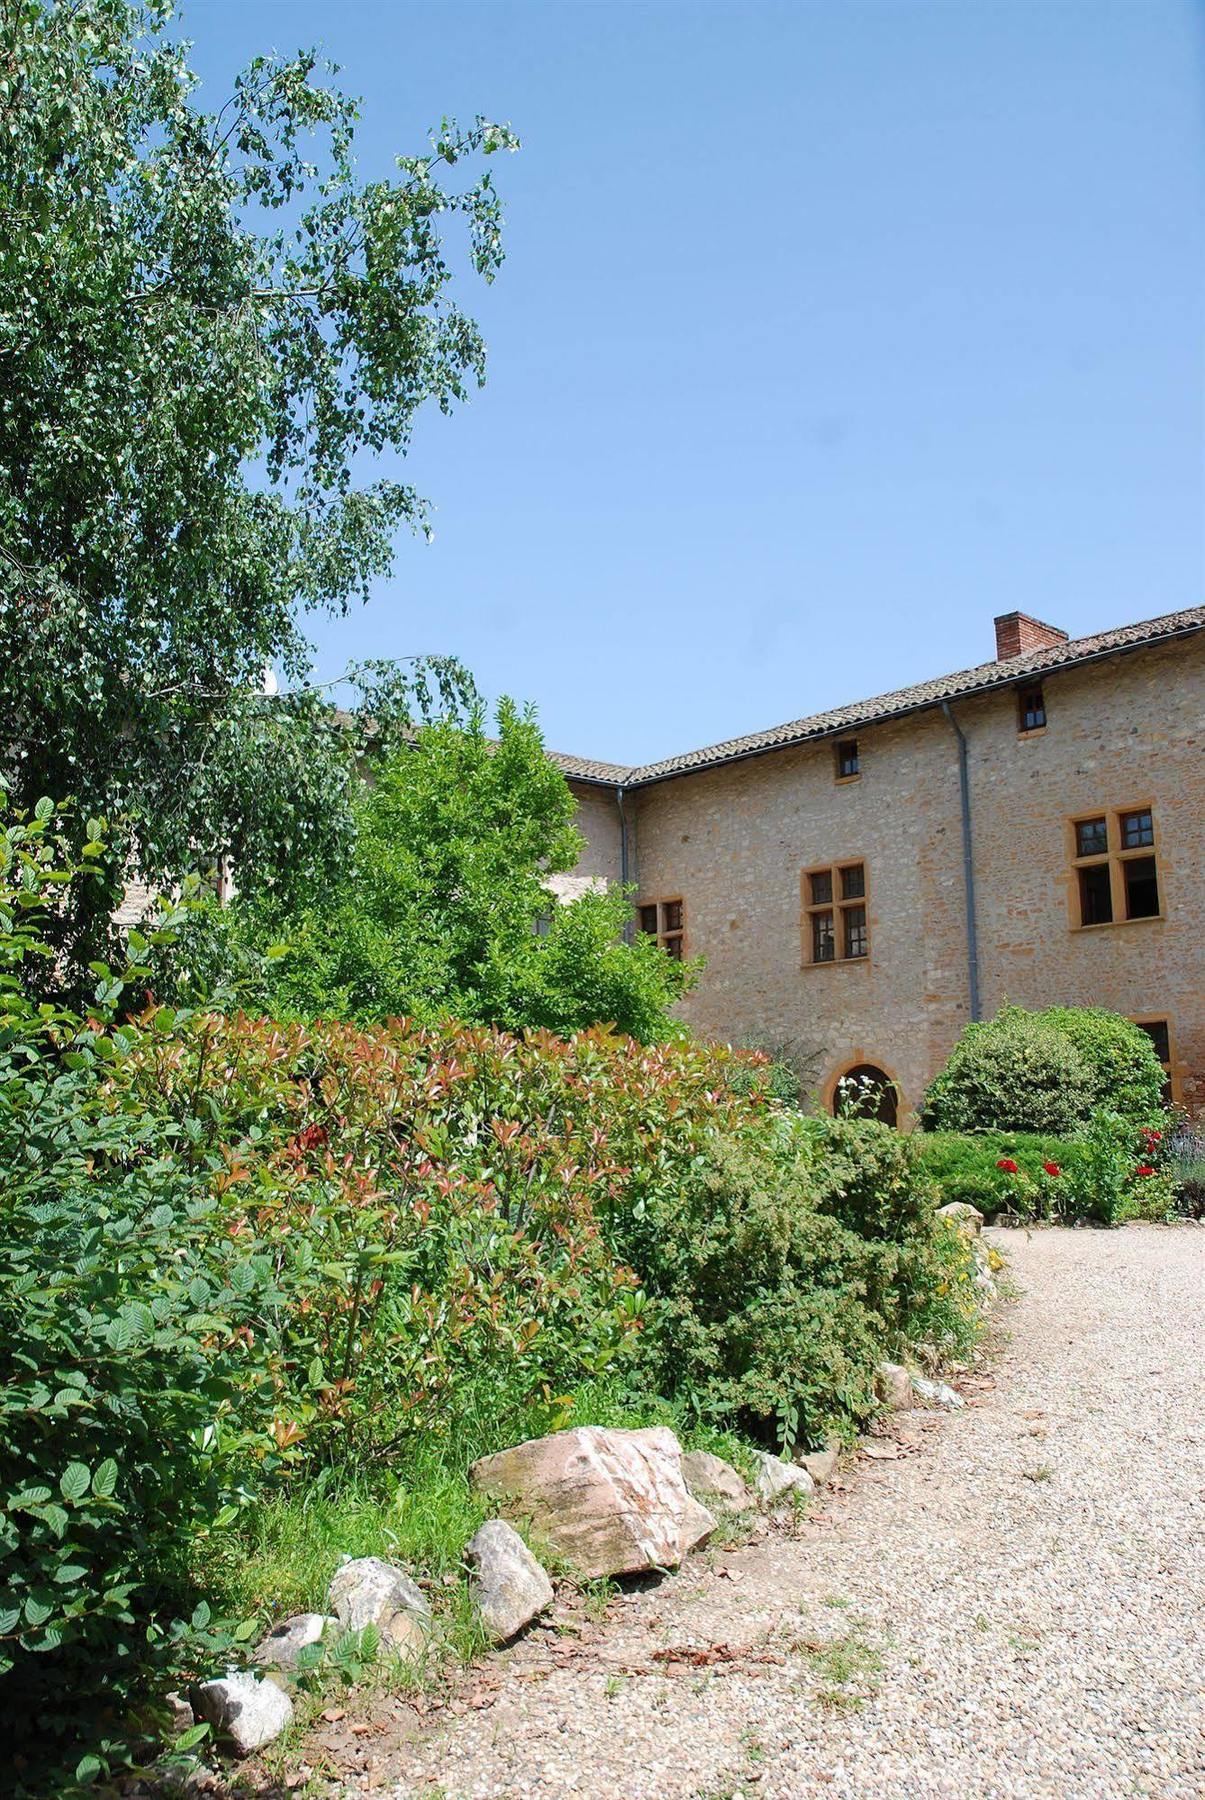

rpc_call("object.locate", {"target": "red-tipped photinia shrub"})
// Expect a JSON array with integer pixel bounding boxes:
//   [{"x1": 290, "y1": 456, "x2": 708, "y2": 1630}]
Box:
[{"x1": 109, "y1": 1009, "x2": 787, "y2": 1459}]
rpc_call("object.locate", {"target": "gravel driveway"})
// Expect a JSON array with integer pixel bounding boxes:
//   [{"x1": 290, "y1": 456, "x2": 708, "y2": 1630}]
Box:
[{"x1": 381, "y1": 1226, "x2": 1203, "y2": 1800}]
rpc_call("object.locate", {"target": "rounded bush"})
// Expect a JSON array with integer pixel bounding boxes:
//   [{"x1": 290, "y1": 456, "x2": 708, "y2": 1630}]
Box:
[
  {"x1": 921, "y1": 1007, "x2": 1094, "y2": 1135},
  {"x1": 1034, "y1": 1007, "x2": 1166, "y2": 1125}
]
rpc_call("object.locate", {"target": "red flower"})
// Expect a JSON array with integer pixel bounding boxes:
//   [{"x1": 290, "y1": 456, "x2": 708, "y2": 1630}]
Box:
[
  {"x1": 996, "y1": 1158, "x2": 1019, "y2": 1174},
  {"x1": 1043, "y1": 1162, "x2": 1061, "y2": 1177},
  {"x1": 1134, "y1": 1164, "x2": 1155, "y2": 1178},
  {"x1": 1143, "y1": 1128, "x2": 1163, "y2": 1143}
]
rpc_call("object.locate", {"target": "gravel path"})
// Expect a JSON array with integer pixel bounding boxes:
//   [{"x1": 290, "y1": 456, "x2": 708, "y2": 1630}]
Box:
[{"x1": 383, "y1": 1227, "x2": 1204, "y2": 1800}]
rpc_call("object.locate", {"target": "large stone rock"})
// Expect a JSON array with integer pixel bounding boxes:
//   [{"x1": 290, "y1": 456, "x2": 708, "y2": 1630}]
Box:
[
  {"x1": 465, "y1": 1519, "x2": 554, "y2": 1644},
  {"x1": 194, "y1": 1671, "x2": 293, "y2": 1757},
  {"x1": 936, "y1": 1200, "x2": 984, "y2": 1235},
  {"x1": 469, "y1": 1426, "x2": 694, "y2": 1579},
  {"x1": 680, "y1": 1450, "x2": 751, "y2": 1512},
  {"x1": 165, "y1": 1691, "x2": 194, "y2": 1734},
  {"x1": 972, "y1": 1242, "x2": 998, "y2": 1298},
  {"x1": 252, "y1": 1612, "x2": 333, "y2": 1670},
  {"x1": 752, "y1": 1452, "x2": 815, "y2": 1505},
  {"x1": 328, "y1": 1556, "x2": 432, "y2": 1659},
  {"x1": 796, "y1": 1445, "x2": 840, "y2": 1487},
  {"x1": 680, "y1": 1494, "x2": 718, "y2": 1553},
  {"x1": 875, "y1": 1361, "x2": 914, "y2": 1410},
  {"x1": 912, "y1": 1373, "x2": 965, "y2": 1410}
]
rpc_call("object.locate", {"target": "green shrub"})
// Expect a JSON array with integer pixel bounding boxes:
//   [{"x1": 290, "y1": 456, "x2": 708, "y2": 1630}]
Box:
[
  {"x1": 807, "y1": 1113, "x2": 935, "y2": 1241},
  {"x1": 922, "y1": 1005, "x2": 1169, "y2": 1136},
  {"x1": 0, "y1": 796, "x2": 990, "y2": 1782},
  {"x1": 1034, "y1": 1008, "x2": 1166, "y2": 1125},
  {"x1": 0, "y1": 805, "x2": 298, "y2": 1782},
  {"x1": 613, "y1": 1116, "x2": 979, "y2": 1454},
  {"x1": 921, "y1": 1007, "x2": 1095, "y2": 1134},
  {"x1": 918, "y1": 1117, "x2": 1177, "y2": 1225},
  {"x1": 916, "y1": 1130, "x2": 1080, "y2": 1220}
]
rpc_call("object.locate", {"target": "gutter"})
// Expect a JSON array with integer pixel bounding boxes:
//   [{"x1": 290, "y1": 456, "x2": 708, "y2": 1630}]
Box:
[
  {"x1": 616, "y1": 786, "x2": 633, "y2": 943},
  {"x1": 941, "y1": 701, "x2": 981, "y2": 1022}
]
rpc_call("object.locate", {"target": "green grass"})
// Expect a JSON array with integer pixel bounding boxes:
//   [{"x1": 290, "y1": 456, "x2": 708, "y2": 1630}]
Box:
[
  {"x1": 792, "y1": 1622, "x2": 884, "y2": 1714},
  {"x1": 204, "y1": 1455, "x2": 493, "y2": 1633},
  {"x1": 203, "y1": 1373, "x2": 757, "y2": 1658}
]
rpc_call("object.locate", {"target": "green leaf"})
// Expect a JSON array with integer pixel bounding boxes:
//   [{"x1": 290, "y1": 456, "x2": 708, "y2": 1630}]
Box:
[
  {"x1": 105, "y1": 1312, "x2": 134, "y2": 1352},
  {"x1": 8, "y1": 1486, "x2": 52, "y2": 1511},
  {"x1": 91, "y1": 1459, "x2": 118, "y2": 1499},
  {"x1": 60, "y1": 1462, "x2": 91, "y2": 1503}
]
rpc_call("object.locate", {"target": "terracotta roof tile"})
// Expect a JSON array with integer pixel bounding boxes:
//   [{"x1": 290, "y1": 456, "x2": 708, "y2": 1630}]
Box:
[{"x1": 555, "y1": 605, "x2": 1204, "y2": 788}]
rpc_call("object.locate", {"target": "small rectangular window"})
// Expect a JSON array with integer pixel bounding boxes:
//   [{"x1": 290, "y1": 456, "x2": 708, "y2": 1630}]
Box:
[
  {"x1": 804, "y1": 859, "x2": 869, "y2": 965},
  {"x1": 1018, "y1": 686, "x2": 1046, "y2": 732},
  {"x1": 1079, "y1": 864, "x2": 1113, "y2": 926},
  {"x1": 1123, "y1": 855, "x2": 1159, "y2": 920},
  {"x1": 1076, "y1": 817, "x2": 1108, "y2": 858},
  {"x1": 1121, "y1": 809, "x2": 1154, "y2": 850},
  {"x1": 640, "y1": 898, "x2": 685, "y2": 957},
  {"x1": 835, "y1": 739, "x2": 860, "y2": 780},
  {"x1": 1070, "y1": 805, "x2": 1164, "y2": 932},
  {"x1": 1135, "y1": 1018, "x2": 1173, "y2": 1105},
  {"x1": 809, "y1": 870, "x2": 833, "y2": 906}
]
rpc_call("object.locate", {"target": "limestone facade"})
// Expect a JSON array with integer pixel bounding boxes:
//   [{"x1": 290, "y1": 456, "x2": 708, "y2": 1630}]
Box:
[{"x1": 559, "y1": 609, "x2": 1205, "y2": 1119}]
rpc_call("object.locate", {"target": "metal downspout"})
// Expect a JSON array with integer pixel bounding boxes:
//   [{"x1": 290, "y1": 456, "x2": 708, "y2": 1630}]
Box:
[
  {"x1": 941, "y1": 701, "x2": 982, "y2": 1022},
  {"x1": 616, "y1": 786, "x2": 633, "y2": 942}
]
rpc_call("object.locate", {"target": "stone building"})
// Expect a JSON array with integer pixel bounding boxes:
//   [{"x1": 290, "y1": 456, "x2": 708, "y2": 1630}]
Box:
[{"x1": 553, "y1": 605, "x2": 1205, "y2": 1121}]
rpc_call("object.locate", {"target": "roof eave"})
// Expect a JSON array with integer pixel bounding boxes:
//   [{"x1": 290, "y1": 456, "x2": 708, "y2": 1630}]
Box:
[{"x1": 619, "y1": 616, "x2": 1204, "y2": 789}]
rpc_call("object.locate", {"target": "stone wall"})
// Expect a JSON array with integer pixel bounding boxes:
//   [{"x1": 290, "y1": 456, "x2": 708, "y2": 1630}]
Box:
[{"x1": 566, "y1": 633, "x2": 1205, "y2": 1117}]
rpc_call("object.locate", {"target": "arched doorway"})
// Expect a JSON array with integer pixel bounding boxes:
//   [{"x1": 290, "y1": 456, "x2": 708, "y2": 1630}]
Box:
[{"x1": 831, "y1": 1064, "x2": 899, "y2": 1128}]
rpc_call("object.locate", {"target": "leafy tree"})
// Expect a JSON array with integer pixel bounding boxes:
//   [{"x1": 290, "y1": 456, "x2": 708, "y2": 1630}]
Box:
[
  {"x1": 0, "y1": 0, "x2": 514, "y2": 987},
  {"x1": 241, "y1": 702, "x2": 694, "y2": 1038}
]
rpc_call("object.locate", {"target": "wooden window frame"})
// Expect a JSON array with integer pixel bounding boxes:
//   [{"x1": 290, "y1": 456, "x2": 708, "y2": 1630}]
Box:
[
  {"x1": 1017, "y1": 683, "x2": 1046, "y2": 735},
  {"x1": 834, "y1": 738, "x2": 860, "y2": 783},
  {"x1": 1130, "y1": 1015, "x2": 1181, "y2": 1106},
  {"x1": 638, "y1": 896, "x2": 686, "y2": 959},
  {"x1": 801, "y1": 858, "x2": 870, "y2": 968},
  {"x1": 1066, "y1": 805, "x2": 1164, "y2": 932}
]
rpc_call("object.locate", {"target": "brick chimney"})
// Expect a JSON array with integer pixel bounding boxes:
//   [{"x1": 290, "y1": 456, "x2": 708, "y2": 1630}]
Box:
[{"x1": 993, "y1": 611, "x2": 1069, "y2": 661}]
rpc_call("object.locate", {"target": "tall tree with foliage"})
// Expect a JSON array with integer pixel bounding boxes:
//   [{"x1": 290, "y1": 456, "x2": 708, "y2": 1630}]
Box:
[
  {"x1": 0, "y1": 0, "x2": 514, "y2": 985},
  {"x1": 242, "y1": 702, "x2": 694, "y2": 1040}
]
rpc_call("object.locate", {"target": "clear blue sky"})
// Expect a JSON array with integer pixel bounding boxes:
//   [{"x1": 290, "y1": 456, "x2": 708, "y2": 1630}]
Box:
[{"x1": 188, "y1": 0, "x2": 1205, "y2": 765}]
